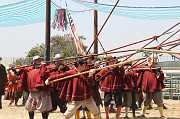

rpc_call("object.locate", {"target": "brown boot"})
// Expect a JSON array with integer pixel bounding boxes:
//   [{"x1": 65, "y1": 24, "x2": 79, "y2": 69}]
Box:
[
  {"x1": 75, "y1": 110, "x2": 80, "y2": 119},
  {"x1": 86, "y1": 111, "x2": 92, "y2": 119},
  {"x1": 94, "y1": 115, "x2": 102, "y2": 119}
]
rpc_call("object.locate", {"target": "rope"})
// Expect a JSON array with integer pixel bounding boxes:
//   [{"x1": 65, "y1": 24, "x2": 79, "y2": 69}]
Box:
[
  {"x1": 51, "y1": 0, "x2": 93, "y2": 12},
  {"x1": 73, "y1": 0, "x2": 180, "y2": 20},
  {"x1": 76, "y1": 0, "x2": 180, "y2": 9}
]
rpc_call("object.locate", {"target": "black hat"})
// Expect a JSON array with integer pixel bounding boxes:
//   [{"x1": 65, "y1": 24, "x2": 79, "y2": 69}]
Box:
[
  {"x1": 79, "y1": 59, "x2": 87, "y2": 64},
  {"x1": 74, "y1": 59, "x2": 87, "y2": 67}
]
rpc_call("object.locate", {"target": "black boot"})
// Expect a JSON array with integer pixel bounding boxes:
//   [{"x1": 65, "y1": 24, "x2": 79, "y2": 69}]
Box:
[
  {"x1": 15, "y1": 98, "x2": 19, "y2": 106},
  {"x1": 0, "y1": 95, "x2": 2, "y2": 109},
  {"x1": 42, "y1": 112, "x2": 49, "y2": 119},
  {"x1": 28, "y1": 111, "x2": 34, "y2": 119},
  {"x1": 163, "y1": 104, "x2": 167, "y2": 109}
]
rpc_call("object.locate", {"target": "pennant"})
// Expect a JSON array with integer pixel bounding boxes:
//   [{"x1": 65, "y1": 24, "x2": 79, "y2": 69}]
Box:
[{"x1": 66, "y1": 10, "x2": 86, "y2": 55}]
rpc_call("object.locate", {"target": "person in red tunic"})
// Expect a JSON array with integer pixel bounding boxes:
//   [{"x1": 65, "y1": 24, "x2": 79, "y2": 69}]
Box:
[
  {"x1": 20, "y1": 65, "x2": 34, "y2": 106},
  {"x1": 96, "y1": 56, "x2": 124, "y2": 119},
  {"x1": 137, "y1": 57, "x2": 166, "y2": 118},
  {"x1": 6, "y1": 65, "x2": 20, "y2": 106},
  {"x1": 46, "y1": 59, "x2": 101, "y2": 119},
  {"x1": 75, "y1": 57, "x2": 102, "y2": 119},
  {"x1": 123, "y1": 62, "x2": 139, "y2": 118},
  {"x1": 47, "y1": 54, "x2": 68, "y2": 113},
  {"x1": 25, "y1": 55, "x2": 52, "y2": 119},
  {"x1": 15, "y1": 66, "x2": 29, "y2": 105}
]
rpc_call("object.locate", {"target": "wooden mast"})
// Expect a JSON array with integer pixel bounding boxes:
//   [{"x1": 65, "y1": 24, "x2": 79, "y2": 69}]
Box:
[
  {"x1": 45, "y1": 0, "x2": 51, "y2": 61},
  {"x1": 94, "y1": 0, "x2": 98, "y2": 54}
]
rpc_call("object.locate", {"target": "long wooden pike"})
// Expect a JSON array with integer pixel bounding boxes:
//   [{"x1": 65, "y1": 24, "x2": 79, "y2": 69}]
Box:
[
  {"x1": 161, "y1": 38, "x2": 180, "y2": 46},
  {"x1": 138, "y1": 49, "x2": 180, "y2": 55},
  {"x1": 49, "y1": 57, "x2": 145, "y2": 83}
]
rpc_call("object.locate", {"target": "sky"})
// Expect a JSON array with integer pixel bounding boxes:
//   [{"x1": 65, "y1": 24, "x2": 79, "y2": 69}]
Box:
[{"x1": 0, "y1": 0, "x2": 179, "y2": 58}]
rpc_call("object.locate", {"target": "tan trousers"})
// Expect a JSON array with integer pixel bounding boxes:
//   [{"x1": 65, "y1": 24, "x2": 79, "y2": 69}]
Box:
[{"x1": 64, "y1": 97, "x2": 100, "y2": 118}]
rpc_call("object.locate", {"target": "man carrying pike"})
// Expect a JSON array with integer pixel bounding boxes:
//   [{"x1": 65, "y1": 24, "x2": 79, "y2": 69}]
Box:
[
  {"x1": 46, "y1": 53, "x2": 68, "y2": 113},
  {"x1": 25, "y1": 55, "x2": 52, "y2": 119},
  {"x1": 96, "y1": 56, "x2": 124, "y2": 119},
  {"x1": 45, "y1": 59, "x2": 101, "y2": 119},
  {"x1": 137, "y1": 56, "x2": 166, "y2": 119}
]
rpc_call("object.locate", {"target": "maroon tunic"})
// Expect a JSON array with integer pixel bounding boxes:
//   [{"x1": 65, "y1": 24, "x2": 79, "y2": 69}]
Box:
[
  {"x1": 96, "y1": 67, "x2": 124, "y2": 93},
  {"x1": 144, "y1": 70, "x2": 156, "y2": 93}
]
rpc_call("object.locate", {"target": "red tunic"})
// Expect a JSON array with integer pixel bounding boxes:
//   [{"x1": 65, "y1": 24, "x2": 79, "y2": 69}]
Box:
[
  {"x1": 48, "y1": 69, "x2": 65, "y2": 92},
  {"x1": 17, "y1": 68, "x2": 28, "y2": 92},
  {"x1": 142, "y1": 70, "x2": 157, "y2": 93},
  {"x1": 96, "y1": 66, "x2": 124, "y2": 93},
  {"x1": 24, "y1": 66, "x2": 33, "y2": 71},
  {"x1": 27, "y1": 65, "x2": 48, "y2": 92},
  {"x1": 123, "y1": 71, "x2": 138, "y2": 91},
  {"x1": 63, "y1": 75, "x2": 91, "y2": 102},
  {"x1": 137, "y1": 67, "x2": 164, "y2": 93},
  {"x1": 49, "y1": 68, "x2": 92, "y2": 102},
  {"x1": 7, "y1": 70, "x2": 18, "y2": 95}
]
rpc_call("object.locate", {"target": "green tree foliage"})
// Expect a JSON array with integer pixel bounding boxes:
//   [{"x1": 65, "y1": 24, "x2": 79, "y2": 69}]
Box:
[
  {"x1": 14, "y1": 57, "x2": 32, "y2": 66},
  {"x1": 14, "y1": 35, "x2": 86, "y2": 65},
  {"x1": 50, "y1": 35, "x2": 78, "y2": 58},
  {"x1": 26, "y1": 44, "x2": 45, "y2": 58}
]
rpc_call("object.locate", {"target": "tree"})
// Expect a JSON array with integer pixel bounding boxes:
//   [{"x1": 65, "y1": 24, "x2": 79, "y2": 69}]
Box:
[
  {"x1": 50, "y1": 35, "x2": 78, "y2": 58},
  {"x1": 26, "y1": 44, "x2": 45, "y2": 58},
  {"x1": 14, "y1": 34, "x2": 87, "y2": 65}
]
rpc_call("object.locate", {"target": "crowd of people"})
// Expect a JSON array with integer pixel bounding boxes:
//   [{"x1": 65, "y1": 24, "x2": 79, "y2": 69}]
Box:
[{"x1": 0, "y1": 54, "x2": 167, "y2": 119}]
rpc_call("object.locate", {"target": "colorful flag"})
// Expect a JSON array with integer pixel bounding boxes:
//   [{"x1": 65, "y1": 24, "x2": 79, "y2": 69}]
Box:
[
  {"x1": 67, "y1": 10, "x2": 86, "y2": 55},
  {"x1": 52, "y1": 9, "x2": 68, "y2": 31}
]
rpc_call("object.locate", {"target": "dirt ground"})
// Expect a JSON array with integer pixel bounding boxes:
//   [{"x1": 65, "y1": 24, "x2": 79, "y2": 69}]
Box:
[{"x1": 0, "y1": 98, "x2": 180, "y2": 119}]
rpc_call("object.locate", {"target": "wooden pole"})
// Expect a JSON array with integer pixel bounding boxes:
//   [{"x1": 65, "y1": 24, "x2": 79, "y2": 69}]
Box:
[
  {"x1": 94, "y1": 0, "x2": 98, "y2": 54},
  {"x1": 45, "y1": 0, "x2": 51, "y2": 61},
  {"x1": 49, "y1": 58, "x2": 144, "y2": 83},
  {"x1": 138, "y1": 49, "x2": 180, "y2": 55},
  {"x1": 87, "y1": 0, "x2": 120, "y2": 54}
]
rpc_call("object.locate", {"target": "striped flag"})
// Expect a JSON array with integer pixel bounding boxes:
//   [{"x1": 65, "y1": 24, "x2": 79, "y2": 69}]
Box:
[{"x1": 66, "y1": 10, "x2": 86, "y2": 55}]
